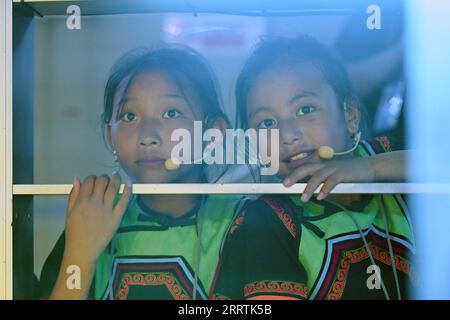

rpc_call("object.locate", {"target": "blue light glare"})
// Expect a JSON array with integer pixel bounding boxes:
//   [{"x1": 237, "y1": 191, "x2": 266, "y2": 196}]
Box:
[{"x1": 406, "y1": 0, "x2": 450, "y2": 299}]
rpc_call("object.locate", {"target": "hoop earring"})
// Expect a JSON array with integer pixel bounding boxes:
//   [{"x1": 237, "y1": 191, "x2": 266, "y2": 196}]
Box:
[{"x1": 113, "y1": 150, "x2": 118, "y2": 162}]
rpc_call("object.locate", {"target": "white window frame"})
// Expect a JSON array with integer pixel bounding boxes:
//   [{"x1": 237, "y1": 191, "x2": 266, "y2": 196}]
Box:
[
  {"x1": 3, "y1": 0, "x2": 450, "y2": 300},
  {"x1": 11, "y1": 183, "x2": 450, "y2": 196},
  {"x1": 0, "y1": 0, "x2": 13, "y2": 301}
]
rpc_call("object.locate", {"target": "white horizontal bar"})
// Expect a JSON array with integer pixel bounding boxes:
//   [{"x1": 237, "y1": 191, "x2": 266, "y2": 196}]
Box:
[{"x1": 12, "y1": 183, "x2": 450, "y2": 195}]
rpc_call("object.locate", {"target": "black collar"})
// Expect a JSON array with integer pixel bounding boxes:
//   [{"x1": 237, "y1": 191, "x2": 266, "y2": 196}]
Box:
[{"x1": 136, "y1": 195, "x2": 202, "y2": 228}]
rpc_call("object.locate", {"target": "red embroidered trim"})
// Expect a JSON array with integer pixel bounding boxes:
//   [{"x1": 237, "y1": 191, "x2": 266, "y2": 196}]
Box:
[
  {"x1": 117, "y1": 272, "x2": 189, "y2": 300},
  {"x1": 263, "y1": 197, "x2": 297, "y2": 238},
  {"x1": 326, "y1": 244, "x2": 416, "y2": 300},
  {"x1": 244, "y1": 280, "x2": 307, "y2": 299},
  {"x1": 376, "y1": 136, "x2": 392, "y2": 152}
]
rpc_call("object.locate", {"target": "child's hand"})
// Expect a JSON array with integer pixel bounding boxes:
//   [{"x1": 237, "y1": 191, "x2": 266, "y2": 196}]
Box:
[
  {"x1": 282, "y1": 157, "x2": 375, "y2": 202},
  {"x1": 64, "y1": 173, "x2": 132, "y2": 265}
]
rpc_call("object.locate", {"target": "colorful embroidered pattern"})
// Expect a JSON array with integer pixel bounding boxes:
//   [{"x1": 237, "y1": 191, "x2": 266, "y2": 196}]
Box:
[
  {"x1": 104, "y1": 256, "x2": 207, "y2": 300},
  {"x1": 312, "y1": 229, "x2": 417, "y2": 300},
  {"x1": 375, "y1": 136, "x2": 392, "y2": 152},
  {"x1": 244, "y1": 280, "x2": 307, "y2": 299},
  {"x1": 263, "y1": 197, "x2": 298, "y2": 238},
  {"x1": 326, "y1": 244, "x2": 412, "y2": 300},
  {"x1": 118, "y1": 272, "x2": 189, "y2": 300}
]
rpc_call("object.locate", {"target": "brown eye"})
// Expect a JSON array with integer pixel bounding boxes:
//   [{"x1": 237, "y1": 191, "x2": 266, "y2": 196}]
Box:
[
  {"x1": 120, "y1": 112, "x2": 137, "y2": 122},
  {"x1": 163, "y1": 109, "x2": 181, "y2": 119},
  {"x1": 258, "y1": 118, "x2": 277, "y2": 129},
  {"x1": 296, "y1": 105, "x2": 316, "y2": 116}
]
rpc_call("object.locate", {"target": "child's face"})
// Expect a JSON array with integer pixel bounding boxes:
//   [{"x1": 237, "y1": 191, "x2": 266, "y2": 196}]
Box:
[
  {"x1": 246, "y1": 62, "x2": 356, "y2": 179},
  {"x1": 108, "y1": 71, "x2": 204, "y2": 183}
]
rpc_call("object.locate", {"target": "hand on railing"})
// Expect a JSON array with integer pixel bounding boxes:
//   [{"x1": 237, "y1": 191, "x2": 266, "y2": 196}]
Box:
[
  {"x1": 282, "y1": 150, "x2": 406, "y2": 202},
  {"x1": 49, "y1": 172, "x2": 132, "y2": 300}
]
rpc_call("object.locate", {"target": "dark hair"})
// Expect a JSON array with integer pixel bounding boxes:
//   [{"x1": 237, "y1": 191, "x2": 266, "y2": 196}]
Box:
[
  {"x1": 235, "y1": 36, "x2": 365, "y2": 134},
  {"x1": 101, "y1": 44, "x2": 228, "y2": 149}
]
